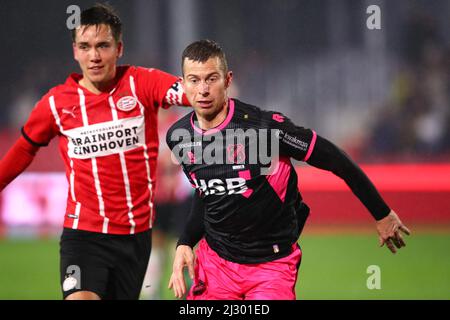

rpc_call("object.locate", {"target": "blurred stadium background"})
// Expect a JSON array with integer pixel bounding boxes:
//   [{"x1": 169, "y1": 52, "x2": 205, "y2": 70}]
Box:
[{"x1": 0, "y1": 0, "x2": 449, "y2": 299}]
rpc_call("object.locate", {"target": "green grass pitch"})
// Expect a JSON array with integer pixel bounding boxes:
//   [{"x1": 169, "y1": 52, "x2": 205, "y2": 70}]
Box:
[{"x1": 0, "y1": 233, "x2": 449, "y2": 300}]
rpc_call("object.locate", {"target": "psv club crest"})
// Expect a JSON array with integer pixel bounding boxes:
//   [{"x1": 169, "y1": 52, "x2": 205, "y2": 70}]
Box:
[
  {"x1": 116, "y1": 96, "x2": 137, "y2": 112},
  {"x1": 227, "y1": 144, "x2": 246, "y2": 164}
]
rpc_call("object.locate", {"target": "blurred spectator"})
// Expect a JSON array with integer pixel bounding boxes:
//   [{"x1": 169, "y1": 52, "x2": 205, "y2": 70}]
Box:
[
  {"x1": 403, "y1": 10, "x2": 442, "y2": 67},
  {"x1": 365, "y1": 11, "x2": 449, "y2": 162}
]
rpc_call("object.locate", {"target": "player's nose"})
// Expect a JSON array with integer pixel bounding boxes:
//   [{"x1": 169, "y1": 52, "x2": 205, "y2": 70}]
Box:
[
  {"x1": 89, "y1": 48, "x2": 101, "y2": 61},
  {"x1": 199, "y1": 81, "x2": 209, "y2": 94}
]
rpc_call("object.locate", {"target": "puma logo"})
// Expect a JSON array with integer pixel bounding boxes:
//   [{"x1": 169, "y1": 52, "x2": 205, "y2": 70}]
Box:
[{"x1": 62, "y1": 106, "x2": 77, "y2": 118}]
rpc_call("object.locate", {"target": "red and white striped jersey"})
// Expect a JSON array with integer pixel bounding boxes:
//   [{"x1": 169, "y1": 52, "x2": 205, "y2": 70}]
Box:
[{"x1": 22, "y1": 65, "x2": 188, "y2": 234}]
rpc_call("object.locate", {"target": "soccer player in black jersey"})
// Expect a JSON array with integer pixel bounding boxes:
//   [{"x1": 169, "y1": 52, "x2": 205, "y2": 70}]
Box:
[{"x1": 166, "y1": 40, "x2": 410, "y2": 300}]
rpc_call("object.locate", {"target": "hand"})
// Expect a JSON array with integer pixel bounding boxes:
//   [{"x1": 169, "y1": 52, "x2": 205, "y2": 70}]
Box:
[
  {"x1": 376, "y1": 210, "x2": 411, "y2": 254},
  {"x1": 168, "y1": 245, "x2": 195, "y2": 299}
]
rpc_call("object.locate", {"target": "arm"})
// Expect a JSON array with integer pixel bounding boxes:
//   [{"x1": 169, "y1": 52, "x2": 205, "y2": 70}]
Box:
[
  {"x1": 162, "y1": 80, "x2": 191, "y2": 108},
  {"x1": 0, "y1": 136, "x2": 39, "y2": 192},
  {"x1": 176, "y1": 191, "x2": 205, "y2": 248},
  {"x1": 269, "y1": 111, "x2": 391, "y2": 220},
  {"x1": 168, "y1": 192, "x2": 205, "y2": 298},
  {"x1": 266, "y1": 110, "x2": 410, "y2": 253},
  {"x1": 1, "y1": 92, "x2": 58, "y2": 192},
  {"x1": 306, "y1": 136, "x2": 411, "y2": 253},
  {"x1": 134, "y1": 67, "x2": 190, "y2": 108}
]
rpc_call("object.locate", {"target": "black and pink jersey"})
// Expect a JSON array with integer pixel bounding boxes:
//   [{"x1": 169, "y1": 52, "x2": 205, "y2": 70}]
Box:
[
  {"x1": 22, "y1": 65, "x2": 187, "y2": 235},
  {"x1": 166, "y1": 99, "x2": 316, "y2": 263}
]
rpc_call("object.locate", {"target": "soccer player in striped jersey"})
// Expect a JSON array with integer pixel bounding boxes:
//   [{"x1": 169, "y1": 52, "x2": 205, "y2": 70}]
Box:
[
  {"x1": 166, "y1": 40, "x2": 411, "y2": 300},
  {"x1": 0, "y1": 4, "x2": 189, "y2": 300}
]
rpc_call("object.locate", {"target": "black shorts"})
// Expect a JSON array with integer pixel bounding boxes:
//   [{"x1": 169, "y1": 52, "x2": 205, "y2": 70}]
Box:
[{"x1": 60, "y1": 228, "x2": 152, "y2": 300}]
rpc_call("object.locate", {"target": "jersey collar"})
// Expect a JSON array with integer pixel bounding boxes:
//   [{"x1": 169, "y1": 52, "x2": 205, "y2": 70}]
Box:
[
  {"x1": 190, "y1": 98, "x2": 235, "y2": 135},
  {"x1": 66, "y1": 65, "x2": 130, "y2": 96}
]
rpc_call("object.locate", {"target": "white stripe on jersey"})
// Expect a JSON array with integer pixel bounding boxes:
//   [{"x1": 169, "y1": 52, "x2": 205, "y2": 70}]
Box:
[
  {"x1": 49, "y1": 96, "x2": 64, "y2": 133},
  {"x1": 69, "y1": 160, "x2": 76, "y2": 201},
  {"x1": 78, "y1": 88, "x2": 109, "y2": 234},
  {"x1": 49, "y1": 95, "x2": 82, "y2": 229},
  {"x1": 129, "y1": 75, "x2": 154, "y2": 228},
  {"x1": 129, "y1": 75, "x2": 145, "y2": 115},
  {"x1": 142, "y1": 146, "x2": 154, "y2": 228},
  {"x1": 73, "y1": 202, "x2": 81, "y2": 229},
  {"x1": 108, "y1": 96, "x2": 136, "y2": 234}
]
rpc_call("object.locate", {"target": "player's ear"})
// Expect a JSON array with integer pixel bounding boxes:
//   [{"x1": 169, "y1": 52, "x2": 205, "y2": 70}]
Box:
[
  {"x1": 225, "y1": 71, "x2": 233, "y2": 88},
  {"x1": 117, "y1": 41, "x2": 124, "y2": 58},
  {"x1": 180, "y1": 61, "x2": 186, "y2": 90},
  {"x1": 72, "y1": 42, "x2": 79, "y2": 62}
]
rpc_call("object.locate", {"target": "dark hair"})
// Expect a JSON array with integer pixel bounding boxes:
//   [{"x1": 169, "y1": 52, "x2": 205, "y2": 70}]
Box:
[
  {"x1": 182, "y1": 39, "x2": 228, "y2": 75},
  {"x1": 71, "y1": 3, "x2": 122, "y2": 43}
]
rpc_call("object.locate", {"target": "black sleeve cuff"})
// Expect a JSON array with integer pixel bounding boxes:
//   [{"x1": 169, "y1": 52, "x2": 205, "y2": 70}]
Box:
[{"x1": 21, "y1": 127, "x2": 49, "y2": 147}]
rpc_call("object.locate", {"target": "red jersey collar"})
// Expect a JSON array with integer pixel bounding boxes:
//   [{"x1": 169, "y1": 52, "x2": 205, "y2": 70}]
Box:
[{"x1": 65, "y1": 65, "x2": 131, "y2": 95}]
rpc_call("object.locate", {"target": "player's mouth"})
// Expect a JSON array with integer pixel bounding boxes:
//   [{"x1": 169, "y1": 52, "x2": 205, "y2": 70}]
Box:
[
  {"x1": 197, "y1": 100, "x2": 213, "y2": 108},
  {"x1": 89, "y1": 66, "x2": 104, "y2": 74}
]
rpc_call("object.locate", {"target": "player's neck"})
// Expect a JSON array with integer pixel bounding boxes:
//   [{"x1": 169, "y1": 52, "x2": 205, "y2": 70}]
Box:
[
  {"x1": 79, "y1": 77, "x2": 116, "y2": 95},
  {"x1": 197, "y1": 100, "x2": 229, "y2": 130}
]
